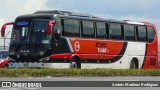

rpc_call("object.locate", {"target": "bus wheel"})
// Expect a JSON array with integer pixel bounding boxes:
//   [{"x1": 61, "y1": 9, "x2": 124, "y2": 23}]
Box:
[
  {"x1": 130, "y1": 59, "x2": 138, "y2": 69},
  {"x1": 70, "y1": 57, "x2": 81, "y2": 69},
  {"x1": 71, "y1": 61, "x2": 77, "y2": 68}
]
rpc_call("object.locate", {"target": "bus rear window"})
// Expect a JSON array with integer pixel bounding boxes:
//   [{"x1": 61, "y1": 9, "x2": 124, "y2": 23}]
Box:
[{"x1": 147, "y1": 26, "x2": 155, "y2": 43}]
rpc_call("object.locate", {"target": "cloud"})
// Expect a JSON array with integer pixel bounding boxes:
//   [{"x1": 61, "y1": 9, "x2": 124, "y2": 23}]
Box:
[
  {"x1": 0, "y1": 0, "x2": 48, "y2": 21},
  {"x1": 0, "y1": 0, "x2": 48, "y2": 38},
  {"x1": 0, "y1": 19, "x2": 4, "y2": 32},
  {"x1": 46, "y1": 0, "x2": 160, "y2": 18},
  {"x1": 0, "y1": 19, "x2": 4, "y2": 26},
  {"x1": 18, "y1": 0, "x2": 48, "y2": 15}
]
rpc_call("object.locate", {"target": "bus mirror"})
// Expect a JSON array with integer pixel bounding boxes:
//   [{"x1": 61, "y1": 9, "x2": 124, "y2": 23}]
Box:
[
  {"x1": 1, "y1": 22, "x2": 14, "y2": 37},
  {"x1": 47, "y1": 20, "x2": 55, "y2": 35}
]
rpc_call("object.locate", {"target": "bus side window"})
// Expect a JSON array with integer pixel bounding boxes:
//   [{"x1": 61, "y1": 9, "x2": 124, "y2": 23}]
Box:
[
  {"x1": 96, "y1": 22, "x2": 106, "y2": 39},
  {"x1": 110, "y1": 23, "x2": 117, "y2": 40},
  {"x1": 137, "y1": 26, "x2": 147, "y2": 42},
  {"x1": 62, "y1": 19, "x2": 80, "y2": 37},
  {"x1": 147, "y1": 26, "x2": 155, "y2": 43},
  {"x1": 124, "y1": 25, "x2": 136, "y2": 41},
  {"x1": 109, "y1": 23, "x2": 122, "y2": 40},
  {"x1": 82, "y1": 21, "x2": 94, "y2": 38}
]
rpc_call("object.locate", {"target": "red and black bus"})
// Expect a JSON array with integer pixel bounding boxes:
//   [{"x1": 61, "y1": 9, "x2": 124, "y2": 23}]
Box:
[{"x1": 1, "y1": 10, "x2": 158, "y2": 69}]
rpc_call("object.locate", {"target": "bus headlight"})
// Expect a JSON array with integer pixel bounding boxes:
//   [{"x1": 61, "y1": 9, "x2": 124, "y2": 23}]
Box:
[
  {"x1": 9, "y1": 58, "x2": 15, "y2": 61},
  {"x1": 39, "y1": 57, "x2": 50, "y2": 61}
]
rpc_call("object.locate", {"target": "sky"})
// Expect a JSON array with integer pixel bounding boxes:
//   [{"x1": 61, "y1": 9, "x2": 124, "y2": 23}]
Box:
[{"x1": 0, "y1": 0, "x2": 160, "y2": 40}]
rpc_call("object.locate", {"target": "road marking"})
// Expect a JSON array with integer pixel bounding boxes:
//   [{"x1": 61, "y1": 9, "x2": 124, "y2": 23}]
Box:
[{"x1": 118, "y1": 80, "x2": 139, "y2": 81}]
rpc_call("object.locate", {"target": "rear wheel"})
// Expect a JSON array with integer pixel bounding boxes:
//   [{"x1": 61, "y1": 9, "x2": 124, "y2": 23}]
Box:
[{"x1": 130, "y1": 59, "x2": 138, "y2": 69}]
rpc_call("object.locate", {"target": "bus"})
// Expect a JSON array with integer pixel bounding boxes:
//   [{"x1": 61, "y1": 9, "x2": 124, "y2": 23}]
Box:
[{"x1": 1, "y1": 10, "x2": 158, "y2": 69}]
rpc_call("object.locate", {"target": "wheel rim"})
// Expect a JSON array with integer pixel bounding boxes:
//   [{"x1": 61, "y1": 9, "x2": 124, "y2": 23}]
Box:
[
  {"x1": 71, "y1": 62, "x2": 77, "y2": 68},
  {"x1": 130, "y1": 62, "x2": 136, "y2": 69}
]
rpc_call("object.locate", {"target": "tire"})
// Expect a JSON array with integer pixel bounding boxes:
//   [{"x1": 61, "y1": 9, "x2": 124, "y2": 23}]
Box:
[
  {"x1": 70, "y1": 57, "x2": 81, "y2": 69},
  {"x1": 130, "y1": 59, "x2": 138, "y2": 69}
]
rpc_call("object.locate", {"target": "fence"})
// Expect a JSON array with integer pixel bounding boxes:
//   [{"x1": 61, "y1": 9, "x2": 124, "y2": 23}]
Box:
[{"x1": 0, "y1": 38, "x2": 10, "y2": 50}]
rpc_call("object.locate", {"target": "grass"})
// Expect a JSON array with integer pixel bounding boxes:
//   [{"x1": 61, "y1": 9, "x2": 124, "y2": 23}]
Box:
[{"x1": 0, "y1": 68, "x2": 160, "y2": 77}]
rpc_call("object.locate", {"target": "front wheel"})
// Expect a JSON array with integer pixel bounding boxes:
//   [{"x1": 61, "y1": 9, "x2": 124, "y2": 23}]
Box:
[
  {"x1": 70, "y1": 57, "x2": 81, "y2": 69},
  {"x1": 70, "y1": 60, "x2": 78, "y2": 68}
]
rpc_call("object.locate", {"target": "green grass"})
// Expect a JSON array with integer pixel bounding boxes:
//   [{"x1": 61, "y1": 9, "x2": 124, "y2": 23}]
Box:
[{"x1": 0, "y1": 68, "x2": 160, "y2": 77}]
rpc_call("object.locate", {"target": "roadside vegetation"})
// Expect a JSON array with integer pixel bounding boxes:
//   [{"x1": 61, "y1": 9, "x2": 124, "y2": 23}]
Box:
[{"x1": 0, "y1": 68, "x2": 160, "y2": 77}]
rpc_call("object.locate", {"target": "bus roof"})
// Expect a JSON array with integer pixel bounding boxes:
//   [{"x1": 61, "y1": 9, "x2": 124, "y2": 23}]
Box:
[
  {"x1": 17, "y1": 10, "x2": 153, "y2": 26},
  {"x1": 34, "y1": 10, "x2": 97, "y2": 18}
]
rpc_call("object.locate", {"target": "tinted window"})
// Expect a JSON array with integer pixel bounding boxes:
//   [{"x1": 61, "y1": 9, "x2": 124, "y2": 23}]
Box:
[
  {"x1": 96, "y1": 22, "x2": 106, "y2": 39},
  {"x1": 0, "y1": 52, "x2": 9, "y2": 58},
  {"x1": 147, "y1": 26, "x2": 155, "y2": 43},
  {"x1": 137, "y1": 26, "x2": 147, "y2": 42},
  {"x1": 124, "y1": 25, "x2": 136, "y2": 41},
  {"x1": 110, "y1": 23, "x2": 122, "y2": 40},
  {"x1": 30, "y1": 19, "x2": 49, "y2": 44},
  {"x1": 62, "y1": 19, "x2": 80, "y2": 37},
  {"x1": 82, "y1": 21, "x2": 94, "y2": 38}
]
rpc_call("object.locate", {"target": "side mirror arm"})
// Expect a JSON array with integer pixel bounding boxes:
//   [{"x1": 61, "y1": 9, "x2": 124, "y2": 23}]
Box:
[{"x1": 1, "y1": 22, "x2": 14, "y2": 37}]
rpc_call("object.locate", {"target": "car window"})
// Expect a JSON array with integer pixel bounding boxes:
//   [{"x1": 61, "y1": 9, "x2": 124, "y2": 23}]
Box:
[{"x1": 0, "y1": 52, "x2": 9, "y2": 58}]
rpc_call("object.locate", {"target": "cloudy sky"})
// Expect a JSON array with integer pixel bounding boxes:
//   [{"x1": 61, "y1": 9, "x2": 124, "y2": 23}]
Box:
[{"x1": 0, "y1": 0, "x2": 160, "y2": 40}]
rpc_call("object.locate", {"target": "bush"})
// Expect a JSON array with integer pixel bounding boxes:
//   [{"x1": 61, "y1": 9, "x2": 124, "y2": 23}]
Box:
[{"x1": 0, "y1": 68, "x2": 160, "y2": 77}]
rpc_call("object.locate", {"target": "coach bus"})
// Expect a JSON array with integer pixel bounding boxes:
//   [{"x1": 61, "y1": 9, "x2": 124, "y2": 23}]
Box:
[{"x1": 1, "y1": 10, "x2": 158, "y2": 69}]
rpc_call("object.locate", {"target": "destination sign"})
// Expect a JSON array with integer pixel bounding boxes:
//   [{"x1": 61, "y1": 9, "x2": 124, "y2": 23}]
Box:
[{"x1": 16, "y1": 21, "x2": 28, "y2": 26}]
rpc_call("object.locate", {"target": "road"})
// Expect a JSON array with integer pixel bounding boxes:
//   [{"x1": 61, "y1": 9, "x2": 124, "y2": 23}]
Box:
[{"x1": 0, "y1": 77, "x2": 160, "y2": 90}]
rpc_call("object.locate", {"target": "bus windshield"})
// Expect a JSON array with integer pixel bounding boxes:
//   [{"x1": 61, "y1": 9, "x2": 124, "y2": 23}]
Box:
[
  {"x1": 11, "y1": 19, "x2": 50, "y2": 45},
  {"x1": 29, "y1": 19, "x2": 50, "y2": 44},
  {"x1": 11, "y1": 26, "x2": 29, "y2": 44}
]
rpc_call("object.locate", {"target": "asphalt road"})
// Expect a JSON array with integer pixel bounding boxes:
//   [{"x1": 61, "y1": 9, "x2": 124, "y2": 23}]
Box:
[{"x1": 0, "y1": 77, "x2": 160, "y2": 90}]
